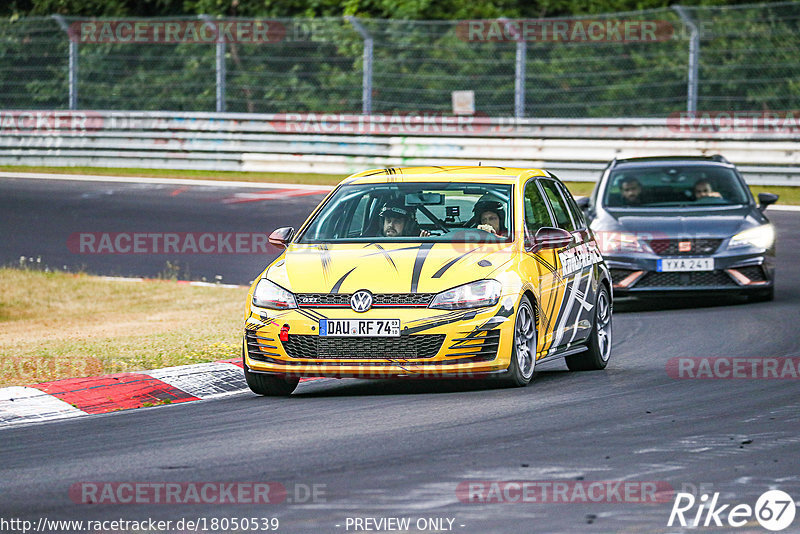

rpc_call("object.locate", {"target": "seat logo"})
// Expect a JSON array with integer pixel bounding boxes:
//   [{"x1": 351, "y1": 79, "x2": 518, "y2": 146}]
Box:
[{"x1": 350, "y1": 290, "x2": 373, "y2": 312}]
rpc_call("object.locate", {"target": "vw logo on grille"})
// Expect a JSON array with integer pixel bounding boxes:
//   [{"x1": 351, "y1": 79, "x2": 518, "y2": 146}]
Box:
[{"x1": 350, "y1": 290, "x2": 373, "y2": 313}]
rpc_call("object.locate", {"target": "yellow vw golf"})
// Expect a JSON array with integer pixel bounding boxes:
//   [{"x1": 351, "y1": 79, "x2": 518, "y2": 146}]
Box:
[{"x1": 243, "y1": 167, "x2": 612, "y2": 395}]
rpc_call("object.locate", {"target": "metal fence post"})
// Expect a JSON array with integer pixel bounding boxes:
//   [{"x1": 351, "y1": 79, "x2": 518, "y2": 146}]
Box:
[
  {"x1": 347, "y1": 16, "x2": 373, "y2": 115},
  {"x1": 515, "y1": 40, "x2": 526, "y2": 118},
  {"x1": 499, "y1": 19, "x2": 526, "y2": 118},
  {"x1": 200, "y1": 16, "x2": 226, "y2": 112},
  {"x1": 52, "y1": 15, "x2": 78, "y2": 110},
  {"x1": 673, "y1": 6, "x2": 699, "y2": 115}
]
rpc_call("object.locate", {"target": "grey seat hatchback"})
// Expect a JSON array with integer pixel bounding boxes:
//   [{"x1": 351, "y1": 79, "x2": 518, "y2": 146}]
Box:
[{"x1": 579, "y1": 155, "x2": 778, "y2": 301}]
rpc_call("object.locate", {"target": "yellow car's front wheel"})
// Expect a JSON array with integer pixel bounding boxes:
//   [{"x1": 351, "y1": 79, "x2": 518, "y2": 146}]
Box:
[
  {"x1": 498, "y1": 295, "x2": 536, "y2": 387},
  {"x1": 243, "y1": 341, "x2": 299, "y2": 396}
]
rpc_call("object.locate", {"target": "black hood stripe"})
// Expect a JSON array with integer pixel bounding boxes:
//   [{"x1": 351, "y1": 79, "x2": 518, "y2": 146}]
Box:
[
  {"x1": 330, "y1": 267, "x2": 357, "y2": 294},
  {"x1": 410, "y1": 243, "x2": 435, "y2": 293},
  {"x1": 432, "y1": 249, "x2": 477, "y2": 279},
  {"x1": 369, "y1": 243, "x2": 399, "y2": 272}
]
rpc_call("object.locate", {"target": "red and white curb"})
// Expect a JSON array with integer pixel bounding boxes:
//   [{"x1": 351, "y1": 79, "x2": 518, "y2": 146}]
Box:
[{"x1": 0, "y1": 359, "x2": 322, "y2": 428}]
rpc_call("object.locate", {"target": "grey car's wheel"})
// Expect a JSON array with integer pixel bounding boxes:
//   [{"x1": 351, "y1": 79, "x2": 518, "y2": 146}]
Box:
[
  {"x1": 498, "y1": 295, "x2": 537, "y2": 387},
  {"x1": 243, "y1": 341, "x2": 299, "y2": 396},
  {"x1": 566, "y1": 285, "x2": 612, "y2": 371}
]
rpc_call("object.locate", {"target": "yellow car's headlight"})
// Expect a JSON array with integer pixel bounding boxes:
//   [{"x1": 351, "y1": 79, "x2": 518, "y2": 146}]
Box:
[
  {"x1": 252, "y1": 279, "x2": 297, "y2": 309},
  {"x1": 429, "y1": 279, "x2": 501, "y2": 310},
  {"x1": 729, "y1": 224, "x2": 775, "y2": 250}
]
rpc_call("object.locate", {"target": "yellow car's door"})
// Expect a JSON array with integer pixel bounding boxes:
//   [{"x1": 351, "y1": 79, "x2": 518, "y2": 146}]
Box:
[
  {"x1": 539, "y1": 178, "x2": 598, "y2": 351},
  {"x1": 520, "y1": 179, "x2": 568, "y2": 357}
]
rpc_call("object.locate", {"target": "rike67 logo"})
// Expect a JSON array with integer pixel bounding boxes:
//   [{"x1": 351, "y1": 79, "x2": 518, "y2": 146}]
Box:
[{"x1": 668, "y1": 490, "x2": 796, "y2": 531}]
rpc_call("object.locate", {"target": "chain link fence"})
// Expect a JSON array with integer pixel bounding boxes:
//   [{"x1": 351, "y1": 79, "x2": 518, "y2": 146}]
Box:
[{"x1": 1, "y1": 2, "x2": 799, "y2": 117}]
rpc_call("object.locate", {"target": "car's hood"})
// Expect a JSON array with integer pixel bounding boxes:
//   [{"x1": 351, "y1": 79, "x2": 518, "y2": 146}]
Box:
[
  {"x1": 600, "y1": 206, "x2": 758, "y2": 237},
  {"x1": 266, "y1": 242, "x2": 516, "y2": 294}
]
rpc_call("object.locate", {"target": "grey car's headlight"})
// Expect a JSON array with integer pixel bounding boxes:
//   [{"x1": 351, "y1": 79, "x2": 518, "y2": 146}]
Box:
[
  {"x1": 729, "y1": 224, "x2": 775, "y2": 250},
  {"x1": 252, "y1": 279, "x2": 297, "y2": 309},
  {"x1": 429, "y1": 279, "x2": 501, "y2": 310},
  {"x1": 596, "y1": 231, "x2": 649, "y2": 254}
]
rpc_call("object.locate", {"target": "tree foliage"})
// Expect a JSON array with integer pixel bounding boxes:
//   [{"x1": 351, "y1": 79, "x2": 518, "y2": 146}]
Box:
[{"x1": 1, "y1": 0, "x2": 765, "y2": 19}]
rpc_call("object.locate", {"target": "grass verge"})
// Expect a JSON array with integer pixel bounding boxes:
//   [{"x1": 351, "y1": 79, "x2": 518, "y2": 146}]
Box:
[
  {"x1": 0, "y1": 268, "x2": 248, "y2": 388},
  {"x1": 1, "y1": 165, "x2": 797, "y2": 204}
]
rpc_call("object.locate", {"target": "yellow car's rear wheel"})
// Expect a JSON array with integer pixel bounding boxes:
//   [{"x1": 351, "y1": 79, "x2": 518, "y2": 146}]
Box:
[{"x1": 566, "y1": 285, "x2": 611, "y2": 371}]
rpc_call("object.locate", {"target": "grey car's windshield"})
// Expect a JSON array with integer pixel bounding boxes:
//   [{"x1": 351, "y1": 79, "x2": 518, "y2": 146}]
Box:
[
  {"x1": 604, "y1": 166, "x2": 751, "y2": 208},
  {"x1": 297, "y1": 182, "x2": 514, "y2": 243}
]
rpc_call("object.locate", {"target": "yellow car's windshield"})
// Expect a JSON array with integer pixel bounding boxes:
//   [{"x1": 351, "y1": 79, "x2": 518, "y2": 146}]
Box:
[{"x1": 296, "y1": 182, "x2": 514, "y2": 243}]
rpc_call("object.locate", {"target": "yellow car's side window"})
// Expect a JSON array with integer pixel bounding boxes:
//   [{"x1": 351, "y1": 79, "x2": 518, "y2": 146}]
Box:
[{"x1": 523, "y1": 181, "x2": 553, "y2": 233}]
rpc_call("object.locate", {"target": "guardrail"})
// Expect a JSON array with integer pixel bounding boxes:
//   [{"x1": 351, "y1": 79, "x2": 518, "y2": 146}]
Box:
[{"x1": 0, "y1": 111, "x2": 797, "y2": 185}]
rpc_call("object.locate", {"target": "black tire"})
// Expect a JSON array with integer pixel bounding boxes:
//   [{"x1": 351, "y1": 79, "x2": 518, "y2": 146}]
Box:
[
  {"x1": 497, "y1": 295, "x2": 537, "y2": 387},
  {"x1": 747, "y1": 286, "x2": 774, "y2": 303},
  {"x1": 566, "y1": 285, "x2": 612, "y2": 371},
  {"x1": 243, "y1": 342, "x2": 299, "y2": 396}
]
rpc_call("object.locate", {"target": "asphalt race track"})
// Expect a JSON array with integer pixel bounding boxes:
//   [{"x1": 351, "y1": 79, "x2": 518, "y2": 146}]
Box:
[
  {"x1": 2, "y1": 176, "x2": 800, "y2": 533},
  {"x1": 0, "y1": 176, "x2": 327, "y2": 285}
]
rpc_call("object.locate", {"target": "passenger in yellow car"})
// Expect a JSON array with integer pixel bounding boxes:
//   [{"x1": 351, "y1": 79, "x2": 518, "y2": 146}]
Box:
[
  {"x1": 473, "y1": 198, "x2": 508, "y2": 237},
  {"x1": 379, "y1": 199, "x2": 431, "y2": 237}
]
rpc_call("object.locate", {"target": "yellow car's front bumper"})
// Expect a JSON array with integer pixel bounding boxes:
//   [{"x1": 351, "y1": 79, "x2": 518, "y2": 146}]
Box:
[{"x1": 243, "y1": 299, "x2": 517, "y2": 379}]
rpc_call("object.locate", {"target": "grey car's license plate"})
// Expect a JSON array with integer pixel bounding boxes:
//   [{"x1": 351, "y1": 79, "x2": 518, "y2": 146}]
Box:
[{"x1": 657, "y1": 258, "x2": 714, "y2": 272}]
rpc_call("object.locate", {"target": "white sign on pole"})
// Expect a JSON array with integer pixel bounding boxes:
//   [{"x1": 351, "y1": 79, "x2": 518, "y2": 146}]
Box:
[{"x1": 452, "y1": 90, "x2": 475, "y2": 115}]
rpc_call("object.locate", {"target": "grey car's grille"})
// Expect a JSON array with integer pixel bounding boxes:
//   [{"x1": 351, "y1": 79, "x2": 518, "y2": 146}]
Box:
[
  {"x1": 282, "y1": 334, "x2": 445, "y2": 359},
  {"x1": 296, "y1": 293, "x2": 434, "y2": 308},
  {"x1": 636, "y1": 270, "x2": 737, "y2": 288},
  {"x1": 647, "y1": 238, "x2": 723, "y2": 256},
  {"x1": 610, "y1": 269, "x2": 637, "y2": 283}
]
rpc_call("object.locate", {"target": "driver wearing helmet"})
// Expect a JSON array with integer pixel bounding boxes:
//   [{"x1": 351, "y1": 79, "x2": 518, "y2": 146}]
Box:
[{"x1": 379, "y1": 198, "x2": 431, "y2": 237}]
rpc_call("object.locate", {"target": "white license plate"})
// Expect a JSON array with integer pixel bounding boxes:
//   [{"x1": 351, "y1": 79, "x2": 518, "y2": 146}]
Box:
[
  {"x1": 319, "y1": 319, "x2": 400, "y2": 337},
  {"x1": 657, "y1": 258, "x2": 714, "y2": 272}
]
